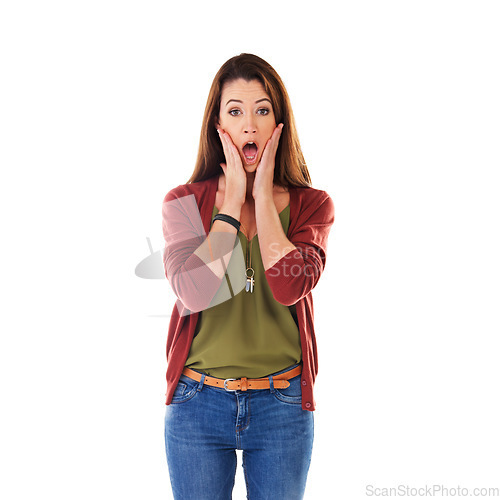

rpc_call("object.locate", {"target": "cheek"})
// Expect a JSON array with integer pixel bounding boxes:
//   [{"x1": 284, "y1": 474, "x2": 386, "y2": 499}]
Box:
[
  {"x1": 265, "y1": 119, "x2": 277, "y2": 138},
  {"x1": 220, "y1": 121, "x2": 236, "y2": 137},
  {"x1": 217, "y1": 115, "x2": 226, "y2": 130},
  {"x1": 262, "y1": 127, "x2": 275, "y2": 146},
  {"x1": 217, "y1": 112, "x2": 231, "y2": 130}
]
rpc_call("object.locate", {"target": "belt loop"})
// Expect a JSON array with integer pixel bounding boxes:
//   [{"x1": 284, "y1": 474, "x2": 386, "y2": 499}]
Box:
[
  {"x1": 197, "y1": 373, "x2": 206, "y2": 392},
  {"x1": 268, "y1": 375, "x2": 274, "y2": 392},
  {"x1": 241, "y1": 377, "x2": 248, "y2": 391}
]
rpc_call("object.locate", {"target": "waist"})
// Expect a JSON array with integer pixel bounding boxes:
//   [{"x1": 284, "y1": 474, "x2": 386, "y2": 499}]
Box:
[{"x1": 182, "y1": 364, "x2": 302, "y2": 392}]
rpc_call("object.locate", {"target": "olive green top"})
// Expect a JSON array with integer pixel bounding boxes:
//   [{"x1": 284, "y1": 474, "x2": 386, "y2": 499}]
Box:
[{"x1": 185, "y1": 204, "x2": 302, "y2": 379}]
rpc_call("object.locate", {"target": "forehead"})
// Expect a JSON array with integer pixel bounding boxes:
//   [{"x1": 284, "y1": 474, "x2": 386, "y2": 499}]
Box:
[{"x1": 220, "y1": 78, "x2": 270, "y2": 104}]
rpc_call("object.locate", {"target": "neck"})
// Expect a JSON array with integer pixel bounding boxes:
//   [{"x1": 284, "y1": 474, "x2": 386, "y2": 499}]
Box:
[{"x1": 245, "y1": 171, "x2": 255, "y2": 200}]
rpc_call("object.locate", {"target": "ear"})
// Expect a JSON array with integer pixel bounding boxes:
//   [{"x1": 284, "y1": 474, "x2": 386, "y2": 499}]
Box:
[{"x1": 214, "y1": 116, "x2": 220, "y2": 129}]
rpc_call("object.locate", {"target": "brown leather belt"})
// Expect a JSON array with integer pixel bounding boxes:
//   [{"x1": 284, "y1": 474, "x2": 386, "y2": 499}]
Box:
[{"x1": 182, "y1": 365, "x2": 302, "y2": 392}]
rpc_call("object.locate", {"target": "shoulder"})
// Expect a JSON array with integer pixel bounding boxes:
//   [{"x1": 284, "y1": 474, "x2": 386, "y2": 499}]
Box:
[
  {"x1": 163, "y1": 177, "x2": 216, "y2": 204},
  {"x1": 286, "y1": 185, "x2": 335, "y2": 249},
  {"x1": 291, "y1": 185, "x2": 334, "y2": 220}
]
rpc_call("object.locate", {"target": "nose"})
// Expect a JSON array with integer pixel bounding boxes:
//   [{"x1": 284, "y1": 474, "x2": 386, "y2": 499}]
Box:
[{"x1": 243, "y1": 115, "x2": 257, "y2": 134}]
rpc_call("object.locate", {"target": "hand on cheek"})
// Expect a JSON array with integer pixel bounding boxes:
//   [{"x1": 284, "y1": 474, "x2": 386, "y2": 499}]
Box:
[
  {"x1": 253, "y1": 123, "x2": 284, "y2": 201},
  {"x1": 217, "y1": 128, "x2": 247, "y2": 207}
]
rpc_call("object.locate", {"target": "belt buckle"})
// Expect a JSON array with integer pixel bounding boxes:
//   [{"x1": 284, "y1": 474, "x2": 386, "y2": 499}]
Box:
[{"x1": 224, "y1": 378, "x2": 237, "y2": 392}]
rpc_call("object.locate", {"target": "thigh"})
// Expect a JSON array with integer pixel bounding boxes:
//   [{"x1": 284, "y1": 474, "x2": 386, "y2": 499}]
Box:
[
  {"x1": 164, "y1": 376, "x2": 237, "y2": 500},
  {"x1": 241, "y1": 375, "x2": 314, "y2": 500}
]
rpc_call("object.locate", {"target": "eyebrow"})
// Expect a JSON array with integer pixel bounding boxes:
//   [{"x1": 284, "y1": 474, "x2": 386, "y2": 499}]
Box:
[{"x1": 225, "y1": 98, "x2": 272, "y2": 106}]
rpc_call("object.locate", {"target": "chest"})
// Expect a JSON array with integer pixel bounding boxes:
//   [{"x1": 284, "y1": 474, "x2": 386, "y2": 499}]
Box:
[{"x1": 214, "y1": 190, "x2": 290, "y2": 241}]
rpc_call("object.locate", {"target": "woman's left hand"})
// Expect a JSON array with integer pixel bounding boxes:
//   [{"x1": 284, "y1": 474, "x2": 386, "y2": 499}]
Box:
[{"x1": 252, "y1": 123, "x2": 284, "y2": 201}]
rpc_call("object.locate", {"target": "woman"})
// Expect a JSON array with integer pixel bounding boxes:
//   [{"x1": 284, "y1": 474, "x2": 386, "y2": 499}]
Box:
[{"x1": 162, "y1": 53, "x2": 335, "y2": 500}]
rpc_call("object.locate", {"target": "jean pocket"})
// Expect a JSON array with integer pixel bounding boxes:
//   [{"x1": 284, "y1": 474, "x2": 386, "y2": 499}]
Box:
[
  {"x1": 271, "y1": 374, "x2": 303, "y2": 405},
  {"x1": 170, "y1": 375, "x2": 199, "y2": 404}
]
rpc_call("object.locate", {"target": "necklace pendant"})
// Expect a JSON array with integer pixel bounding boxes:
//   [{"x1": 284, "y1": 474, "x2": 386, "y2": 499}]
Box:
[
  {"x1": 245, "y1": 276, "x2": 254, "y2": 293},
  {"x1": 245, "y1": 268, "x2": 255, "y2": 293}
]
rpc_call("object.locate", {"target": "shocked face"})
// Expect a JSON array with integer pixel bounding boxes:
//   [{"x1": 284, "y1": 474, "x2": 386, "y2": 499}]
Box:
[{"x1": 217, "y1": 78, "x2": 277, "y2": 172}]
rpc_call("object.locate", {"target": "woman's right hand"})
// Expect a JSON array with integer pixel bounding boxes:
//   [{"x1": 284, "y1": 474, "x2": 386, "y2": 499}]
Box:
[{"x1": 217, "y1": 128, "x2": 246, "y2": 210}]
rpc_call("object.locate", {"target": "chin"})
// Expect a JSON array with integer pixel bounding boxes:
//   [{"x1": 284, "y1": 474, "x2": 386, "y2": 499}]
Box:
[{"x1": 243, "y1": 163, "x2": 259, "y2": 173}]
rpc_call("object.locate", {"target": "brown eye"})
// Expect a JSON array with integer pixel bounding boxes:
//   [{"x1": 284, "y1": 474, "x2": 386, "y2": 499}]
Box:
[
  {"x1": 229, "y1": 109, "x2": 241, "y2": 116},
  {"x1": 257, "y1": 108, "x2": 270, "y2": 115}
]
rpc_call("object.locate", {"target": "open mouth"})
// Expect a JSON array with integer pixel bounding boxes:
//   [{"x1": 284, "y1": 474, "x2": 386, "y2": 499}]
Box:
[{"x1": 242, "y1": 141, "x2": 259, "y2": 165}]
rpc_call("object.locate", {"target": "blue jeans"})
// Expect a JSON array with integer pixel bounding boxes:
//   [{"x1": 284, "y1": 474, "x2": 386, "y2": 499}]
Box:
[{"x1": 164, "y1": 364, "x2": 314, "y2": 500}]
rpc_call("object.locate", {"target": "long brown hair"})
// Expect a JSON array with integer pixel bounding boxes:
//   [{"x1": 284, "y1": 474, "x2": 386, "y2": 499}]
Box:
[{"x1": 187, "y1": 53, "x2": 311, "y2": 187}]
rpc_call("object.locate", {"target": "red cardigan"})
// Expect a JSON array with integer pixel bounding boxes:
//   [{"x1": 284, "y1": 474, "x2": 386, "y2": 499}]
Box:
[{"x1": 162, "y1": 174, "x2": 335, "y2": 411}]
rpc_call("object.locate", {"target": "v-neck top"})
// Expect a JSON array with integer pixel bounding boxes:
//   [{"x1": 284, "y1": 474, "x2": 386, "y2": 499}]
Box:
[
  {"x1": 184, "y1": 204, "x2": 302, "y2": 379},
  {"x1": 162, "y1": 175, "x2": 335, "y2": 410}
]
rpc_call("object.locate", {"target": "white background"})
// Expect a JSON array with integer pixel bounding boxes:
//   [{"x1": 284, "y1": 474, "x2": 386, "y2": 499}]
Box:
[{"x1": 1, "y1": 1, "x2": 499, "y2": 499}]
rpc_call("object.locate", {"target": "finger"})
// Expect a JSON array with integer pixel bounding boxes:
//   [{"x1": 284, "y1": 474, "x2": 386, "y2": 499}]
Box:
[
  {"x1": 272, "y1": 123, "x2": 284, "y2": 145},
  {"x1": 221, "y1": 130, "x2": 243, "y2": 168},
  {"x1": 218, "y1": 129, "x2": 234, "y2": 164},
  {"x1": 265, "y1": 124, "x2": 282, "y2": 150},
  {"x1": 263, "y1": 129, "x2": 279, "y2": 158},
  {"x1": 217, "y1": 129, "x2": 230, "y2": 161},
  {"x1": 259, "y1": 124, "x2": 283, "y2": 166},
  {"x1": 269, "y1": 123, "x2": 284, "y2": 156}
]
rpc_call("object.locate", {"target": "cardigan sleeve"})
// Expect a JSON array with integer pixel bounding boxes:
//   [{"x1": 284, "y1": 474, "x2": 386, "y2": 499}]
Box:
[
  {"x1": 264, "y1": 190, "x2": 335, "y2": 306},
  {"x1": 162, "y1": 188, "x2": 238, "y2": 313}
]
